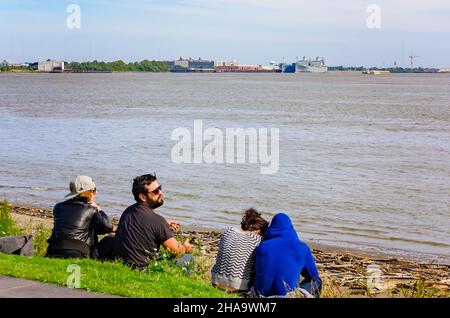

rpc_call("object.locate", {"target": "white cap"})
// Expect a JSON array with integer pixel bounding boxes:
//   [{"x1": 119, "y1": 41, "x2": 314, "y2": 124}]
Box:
[{"x1": 64, "y1": 176, "x2": 96, "y2": 200}]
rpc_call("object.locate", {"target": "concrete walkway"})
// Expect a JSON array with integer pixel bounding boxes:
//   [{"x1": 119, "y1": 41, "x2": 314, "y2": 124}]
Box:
[{"x1": 0, "y1": 276, "x2": 121, "y2": 298}]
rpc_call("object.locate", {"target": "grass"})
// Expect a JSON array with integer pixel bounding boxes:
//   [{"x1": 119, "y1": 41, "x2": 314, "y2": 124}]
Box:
[
  {"x1": 0, "y1": 199, "x2": 21, "y2": 237},
  {"x1": 387, "y1": 280, "x2": 447, "y2": 298},
  {"x1": 32, "y1": 223, "x2": 51, "y2": 256},
  {"x1": 320, "y1": 275, "x2": 350, "y2": 298},
  {"x1": 0, "y1": 254, "x2": 236, "y2": 298}
]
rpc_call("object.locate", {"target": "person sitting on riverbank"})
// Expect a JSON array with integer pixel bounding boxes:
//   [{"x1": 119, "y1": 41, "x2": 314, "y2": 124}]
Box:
[
  {"x1": 46, "y1": 176, "x2": 115, "y2": 259},
  {"x1": 211, "y1": 208, "x2": 269, "y2": 292},
  {"x1": 251, "y1": 213, "x2": 322, "y2": 298},
  {"x1": 112, "y1": 174, "x2": 194, "y2": 269}
]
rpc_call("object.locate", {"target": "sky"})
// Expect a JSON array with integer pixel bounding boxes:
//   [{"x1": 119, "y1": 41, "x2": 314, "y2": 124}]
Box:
[{"x1": 1, "y1": 0, "x2": 449, "y2": 67}]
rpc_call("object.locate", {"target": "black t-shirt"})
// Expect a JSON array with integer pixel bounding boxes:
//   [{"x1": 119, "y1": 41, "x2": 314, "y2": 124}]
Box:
[{"x1": 113, "y1": 202, "x2": 174, "y2": 268}]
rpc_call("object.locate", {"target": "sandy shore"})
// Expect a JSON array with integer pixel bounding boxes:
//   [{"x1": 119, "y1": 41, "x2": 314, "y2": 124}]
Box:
[{"x1": 6, "y1": 203, "x2": 450, "y2": 298}]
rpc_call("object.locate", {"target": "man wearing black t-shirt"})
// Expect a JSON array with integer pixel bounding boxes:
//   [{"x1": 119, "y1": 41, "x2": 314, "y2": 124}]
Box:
[{"x1": 113, "y1": 174, "x2": 194, "y2": 268}]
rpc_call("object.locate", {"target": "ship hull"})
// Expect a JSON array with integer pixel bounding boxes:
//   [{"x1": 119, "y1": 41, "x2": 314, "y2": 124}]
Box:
[{"x1": 295, "y1": 65, "x2": 328, "y2": 73}]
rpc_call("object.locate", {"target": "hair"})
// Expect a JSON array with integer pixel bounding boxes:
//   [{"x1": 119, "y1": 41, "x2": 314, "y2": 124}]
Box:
[
  {"x1": 241, "y1": 208, "x2": 269, "y2": 234},
  {"x1": 74, "y1": 189, "x2": 96, "y2": 204},
  {"x1": 132, "y1": 173, "x2": 157, "y2": 202},
  {"x1": 73, "y1": 194, "x2": 89, "y2": 204}
]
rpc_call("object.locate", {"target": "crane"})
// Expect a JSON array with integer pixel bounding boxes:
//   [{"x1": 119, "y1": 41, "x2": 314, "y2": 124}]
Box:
[{"x1": 408, "y1": 54, "x2": 420, "y2": 70}]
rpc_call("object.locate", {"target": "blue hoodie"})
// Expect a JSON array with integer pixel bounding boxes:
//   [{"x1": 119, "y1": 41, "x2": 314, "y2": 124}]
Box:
[{"x1": 253, "y1": 213, "x2": 320, "y2": 297}]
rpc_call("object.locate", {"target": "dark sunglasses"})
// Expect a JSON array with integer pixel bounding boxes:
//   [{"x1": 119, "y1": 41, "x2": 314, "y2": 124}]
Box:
[{"x1": 147, "y1": 185, "x2": 162, "y2": 195}]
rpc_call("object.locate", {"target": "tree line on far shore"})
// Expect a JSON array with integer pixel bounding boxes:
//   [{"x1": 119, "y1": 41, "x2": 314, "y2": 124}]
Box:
[
  {"x1": 68, "y1": 60, "x2": 169, "y2": 72},
  {"x1": 0, "y1": 65, "x2": 30, "y2": 72},
  {"x1": 0, "y1": 60, "x2": 169, "y2": 72}
]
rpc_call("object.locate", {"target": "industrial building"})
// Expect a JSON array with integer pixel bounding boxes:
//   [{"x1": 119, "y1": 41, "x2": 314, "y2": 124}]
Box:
[
  {"x1": 29, "y1": 60, "x2": 65, "y2": 72},
  {"x1": 214, "y1": 60, "x2": 240, "y2": 67},
  {"x1": 167, "y1": 57, "x2": 214, "y2": 72}
]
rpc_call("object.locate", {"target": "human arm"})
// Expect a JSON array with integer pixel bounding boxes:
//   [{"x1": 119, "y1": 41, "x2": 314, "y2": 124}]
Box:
[
  {"x1": 300, "y1": 248, "x2": 322, "y2": 297},
  {"x1": 91, "y1": 208, "x2": 114, "y2": 234},
  {"x1": 162, "y1": 237, "x2": 194, "y2": 257},
  {"x1": 300, "y1": 246, "x2": 321, "y2": 284}
]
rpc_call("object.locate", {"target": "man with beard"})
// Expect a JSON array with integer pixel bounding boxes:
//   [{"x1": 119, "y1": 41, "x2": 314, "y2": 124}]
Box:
[{"x1": 113, "y1": 174, "x2": 194, "y2": 269}]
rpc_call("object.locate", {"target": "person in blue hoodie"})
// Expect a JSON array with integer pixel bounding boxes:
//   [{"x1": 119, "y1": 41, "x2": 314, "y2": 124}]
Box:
[{"x1": 252, "y1": 213, "x2": 322, "y2": 298}]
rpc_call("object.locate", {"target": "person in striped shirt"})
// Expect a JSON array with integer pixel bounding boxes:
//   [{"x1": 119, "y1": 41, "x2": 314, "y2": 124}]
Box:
[{"x1": 211, "y1": 208, "x2": 269, "y2": 292}]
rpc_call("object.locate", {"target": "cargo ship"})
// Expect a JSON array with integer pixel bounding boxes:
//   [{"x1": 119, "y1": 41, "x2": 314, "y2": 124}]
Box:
[
  {"x1": 214, "y1": 65, "x2": 278, "y2": 73},
  {"x1": 362, "y1": 70, "x2": 391, "y2": 75},
  {"x1": 295, "y1": 56, "x2": 328, "y2": 73}
]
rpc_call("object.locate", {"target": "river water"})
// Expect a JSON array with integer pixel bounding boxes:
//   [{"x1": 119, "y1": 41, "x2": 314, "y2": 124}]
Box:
[{"x1": 0, "y1": 72, "x2": 449, "y2": 263}]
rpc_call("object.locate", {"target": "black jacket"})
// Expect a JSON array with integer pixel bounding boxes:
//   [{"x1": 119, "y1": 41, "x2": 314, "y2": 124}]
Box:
[{"x1": 47, "y1": 199, "x2": 113, "y2": 257}]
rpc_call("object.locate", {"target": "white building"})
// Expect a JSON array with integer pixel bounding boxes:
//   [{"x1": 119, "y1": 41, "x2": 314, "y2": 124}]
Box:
[
  {"x1": 36, "y1": 60, "x2": 64, "y2": 72},
  {"x1": 174, "y1": 59, "x2": 189, "y2": 68},
  {"x1": 214, "y1": 60, "x2": 240, "y2": 67}
]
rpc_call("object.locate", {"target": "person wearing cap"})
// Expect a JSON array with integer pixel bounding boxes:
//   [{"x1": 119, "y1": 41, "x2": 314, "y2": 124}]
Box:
[{"x1": 46, "y1": 176, "x2": 114, "y2": 259}]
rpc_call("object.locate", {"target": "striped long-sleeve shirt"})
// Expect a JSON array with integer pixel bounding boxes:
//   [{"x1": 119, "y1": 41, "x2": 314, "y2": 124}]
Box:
[{"x1": 211, "y1": 227, "x2": 262, "y2": 291}]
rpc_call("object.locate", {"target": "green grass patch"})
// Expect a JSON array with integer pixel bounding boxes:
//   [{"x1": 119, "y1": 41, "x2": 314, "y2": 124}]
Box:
[
  {"x1": 0, "y1": 253, "x2": 236, "y2": 298},
  {"x1": 0, "y1": 199, "x2": 21, "y2": 237},
  {"x1": 32, "y1": 223, "x2": 51, "y2": 256}
]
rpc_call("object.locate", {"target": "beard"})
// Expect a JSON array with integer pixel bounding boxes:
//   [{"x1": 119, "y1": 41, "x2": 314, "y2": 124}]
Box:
[
  {"x1": 151, "y1": 200, "x2": 164, "y2": 209},
  {"x1": 149, "y1": 195, "x2": 164, "y2": 209}
]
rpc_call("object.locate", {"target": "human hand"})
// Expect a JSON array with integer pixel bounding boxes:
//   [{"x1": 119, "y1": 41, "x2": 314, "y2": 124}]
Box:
[
  {"x1": 183, "y1": 239, "x2": 194, "y2": 254},
  {"x1": 90, "y1": 201, "x2": 101, "y2": 211},
  {"x1": 168, "y1": 220, "x2": 181, "y2": 232}
]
